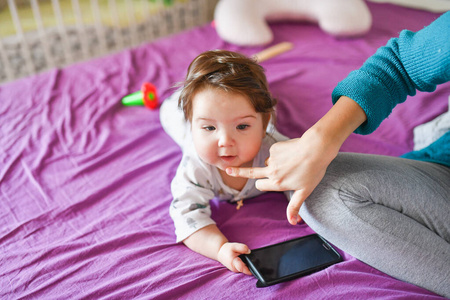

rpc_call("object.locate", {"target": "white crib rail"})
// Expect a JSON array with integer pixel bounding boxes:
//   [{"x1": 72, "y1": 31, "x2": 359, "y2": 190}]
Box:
[{"x1": 0, "y1": 0, "x2": 218, "y2": 83}]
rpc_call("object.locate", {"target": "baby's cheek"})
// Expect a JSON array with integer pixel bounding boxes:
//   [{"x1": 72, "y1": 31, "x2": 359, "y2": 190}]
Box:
[
  {"x1": 241, "y1": 141, "x2": 262, "y2": 162},
  {"x1": 195, "y1": 144, "x2": 217, "y2": 165},
  {"x1": 193, "y1": 134, "x2": 214, "y2": 161},
  {"x1": 199, "y1": 151, "x2": 215, "y2": 165}
]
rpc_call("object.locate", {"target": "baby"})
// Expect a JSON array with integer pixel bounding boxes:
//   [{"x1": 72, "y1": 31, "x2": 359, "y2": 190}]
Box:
[{"x1": 160, "y1": 50, "x2": 289, "y2": 275}]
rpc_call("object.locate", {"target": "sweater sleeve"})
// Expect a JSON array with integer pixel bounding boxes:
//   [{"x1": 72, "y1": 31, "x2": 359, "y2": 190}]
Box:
[
  {"x1": 332, "y1": 11, "x2": 450, "y2": 135},
  {"x1": 401, "y1": 131, "x2": 450, "y2": 168}
]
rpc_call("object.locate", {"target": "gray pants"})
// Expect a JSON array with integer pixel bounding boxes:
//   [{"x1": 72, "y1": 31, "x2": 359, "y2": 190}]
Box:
[{"x1": 300, "y1": 153, "x2": 450, "y2": 297}]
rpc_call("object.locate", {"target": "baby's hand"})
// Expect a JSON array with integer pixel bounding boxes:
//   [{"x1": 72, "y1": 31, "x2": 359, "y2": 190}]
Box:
[{"x1": 217, "y1": 242, "x2": 252, "y2": 275}]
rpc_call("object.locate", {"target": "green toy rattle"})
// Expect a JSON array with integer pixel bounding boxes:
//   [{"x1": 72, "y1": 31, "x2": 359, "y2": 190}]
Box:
[{"x1": 121, "y1": 82, "x2": 158, "y2": 110}]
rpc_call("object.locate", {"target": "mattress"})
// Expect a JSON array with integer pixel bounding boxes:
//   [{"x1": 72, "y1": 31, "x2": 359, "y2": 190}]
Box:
[{"x1": 1, "y1": 2, "x2": 449, "y2": 299}]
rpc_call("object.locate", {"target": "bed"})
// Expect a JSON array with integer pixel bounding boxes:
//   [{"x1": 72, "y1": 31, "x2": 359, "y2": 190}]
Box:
[{"x1": 1, "y1": 2, "x2": 449, "y2": 299}]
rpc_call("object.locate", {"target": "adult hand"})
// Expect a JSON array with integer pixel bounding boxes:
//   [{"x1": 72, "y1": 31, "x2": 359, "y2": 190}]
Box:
[
  {"x1": 227, "y1": 127, "x2": 339, "y2": 225},
  {"x1": 217, "y1": 242, "x2": 252, "y2": 275}
]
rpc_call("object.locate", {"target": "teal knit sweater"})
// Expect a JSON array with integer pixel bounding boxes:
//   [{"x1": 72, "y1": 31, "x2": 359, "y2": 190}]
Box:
[{"x1": 332, "y1": 11, "x2": 450, "y2": 167}]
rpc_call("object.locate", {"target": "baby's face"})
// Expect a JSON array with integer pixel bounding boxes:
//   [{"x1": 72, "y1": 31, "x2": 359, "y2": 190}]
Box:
[{"x1": 191, "y1": 88, "x2": 266, "y2": 171}]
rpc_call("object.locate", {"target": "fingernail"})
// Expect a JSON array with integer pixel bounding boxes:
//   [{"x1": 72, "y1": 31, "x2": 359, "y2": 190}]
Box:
[{"x1": 226, "y1": 168, "x2": 233, "y2": 175}]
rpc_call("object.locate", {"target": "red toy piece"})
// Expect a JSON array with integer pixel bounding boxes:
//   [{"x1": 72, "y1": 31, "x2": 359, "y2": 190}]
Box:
[
  {"x1": 141, "y1": 82, "x2": 158, "y2": 109},
  {"x1": 121, "y1": 82, "x2": 159, "y2": 110}
]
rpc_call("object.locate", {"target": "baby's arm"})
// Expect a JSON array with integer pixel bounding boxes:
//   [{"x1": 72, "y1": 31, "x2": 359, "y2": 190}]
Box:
[
  {"x1": 171, "y1": 153, "x2": 251, "y2": 274},
  {"x1": 183, "y1": 224, "x2": 252, "y2": 275}
]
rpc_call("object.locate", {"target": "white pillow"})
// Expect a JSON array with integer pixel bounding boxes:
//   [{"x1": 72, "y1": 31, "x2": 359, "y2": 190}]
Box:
[{"x1": 214, "y1": 0, "x2": 372, "y2": 46}]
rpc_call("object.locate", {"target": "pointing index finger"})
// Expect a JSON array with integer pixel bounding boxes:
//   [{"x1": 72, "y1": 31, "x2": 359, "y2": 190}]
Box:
[{"x1": 226, "y1": 166, "x2": 268, "y2": 179}]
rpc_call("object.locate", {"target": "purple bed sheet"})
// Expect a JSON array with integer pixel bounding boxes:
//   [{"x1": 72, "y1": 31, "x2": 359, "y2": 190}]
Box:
[{"x1": 1, "y1": 2, "x2": 449, "y2": 299}]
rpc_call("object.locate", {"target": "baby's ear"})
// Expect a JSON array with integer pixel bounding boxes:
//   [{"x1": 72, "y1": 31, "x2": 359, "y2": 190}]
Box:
[{"x1": 263, "y1": 113, "x2": 271, "y2": 134}]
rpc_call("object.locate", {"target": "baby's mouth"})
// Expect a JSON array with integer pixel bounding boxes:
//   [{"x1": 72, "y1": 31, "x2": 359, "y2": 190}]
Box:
[{"x1": 220, "y1": 155, "x2": 237, "y2": 162}]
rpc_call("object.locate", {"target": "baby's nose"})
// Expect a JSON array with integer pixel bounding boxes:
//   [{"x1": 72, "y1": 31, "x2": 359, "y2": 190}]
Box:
[{"x1": 218, "y1": 131, "x2": 234, "y2": 147}]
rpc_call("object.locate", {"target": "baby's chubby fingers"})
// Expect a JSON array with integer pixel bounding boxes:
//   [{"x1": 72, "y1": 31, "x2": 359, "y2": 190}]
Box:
[
  {"x1": 226, "y1": 166, "x2": 268, "y2": 179},
  {"x1": 231, "y1": 243, "x2": 252, "y2": 275},
  {"x1": 229, "y1": 242, "x2": 251, "y2": 254},
  {"x1": 223, "y1": 243, "x2": 252, "y2": 275},
  {"x1": 233, "y1": 256, "x2": 252, "y2": 276}
]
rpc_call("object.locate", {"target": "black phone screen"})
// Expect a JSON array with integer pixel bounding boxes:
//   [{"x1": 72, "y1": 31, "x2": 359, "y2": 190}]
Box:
[{"x1": 241, "y1": 234, "x2": 342, "y2": 286}]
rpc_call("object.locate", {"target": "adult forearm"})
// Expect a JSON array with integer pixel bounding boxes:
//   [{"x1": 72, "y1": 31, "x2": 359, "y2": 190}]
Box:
[{"x1": 312, "y1": 95, "x2": 367, "y2": 150}]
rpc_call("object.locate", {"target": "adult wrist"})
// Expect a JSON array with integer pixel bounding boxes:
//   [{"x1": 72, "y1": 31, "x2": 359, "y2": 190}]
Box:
[{"x1": 316, "y1": 96, "x2": 366, "y2": 148}]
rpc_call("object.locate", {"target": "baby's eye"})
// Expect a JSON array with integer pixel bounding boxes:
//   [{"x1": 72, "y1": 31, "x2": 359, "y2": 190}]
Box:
[
  {"x1": 203, "y1": 126, "x2": 216, "y2": 131},
  {"x1": 237, "y1": 124, "x2": 250, "y2": 130}
]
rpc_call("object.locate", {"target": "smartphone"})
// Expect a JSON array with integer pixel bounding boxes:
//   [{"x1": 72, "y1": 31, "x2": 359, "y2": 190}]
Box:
[{"x1": 240, "y1": 234, "x2": 342, "y2": 287}]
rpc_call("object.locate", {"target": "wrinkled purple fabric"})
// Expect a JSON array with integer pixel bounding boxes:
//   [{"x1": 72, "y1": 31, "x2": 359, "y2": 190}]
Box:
[{"x1": 1, "y1": 2, "x2": 448, "y2": 299}]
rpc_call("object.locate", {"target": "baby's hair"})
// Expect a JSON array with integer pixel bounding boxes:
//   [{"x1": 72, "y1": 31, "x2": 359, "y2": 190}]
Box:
[{"x1": 179, "y1": 50, "x2": 277, "y2": 127}]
